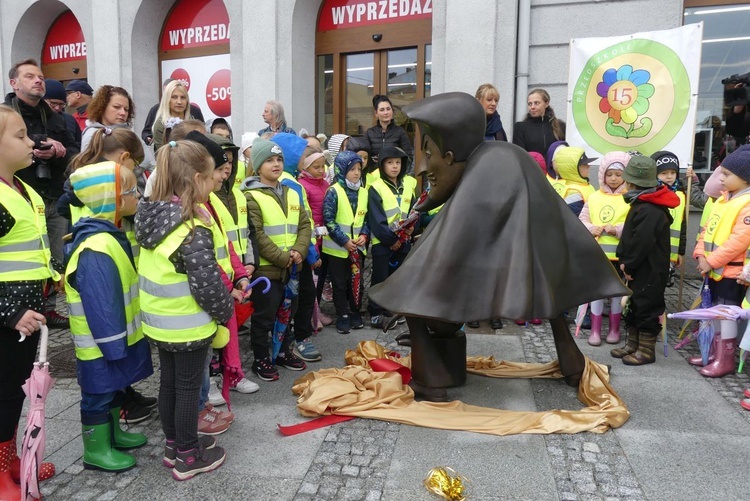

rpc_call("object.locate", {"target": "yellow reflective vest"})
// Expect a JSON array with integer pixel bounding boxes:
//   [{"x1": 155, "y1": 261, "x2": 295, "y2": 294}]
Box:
[
  {"x1": 209, "y1": 190, "x2": 249, "y2": 261},
  {"x1": 65, "y1": 232, "x2": 142, "y2": 361},
  {"x1": 72, "y1": 205, "x2": 140, "y2": 266},
  {"x1": 0, "y1": 180, "x2": 60, "y2": 282},
  {"x1": 548, "y1": 176, "x2": 567, "y2": 197},
  {"x1": 703, "y1": 192, "x2": 750, "y2": 281},
  {"x1": 369, "y1": 176, "x2": 416, "y2": 246},
  {"x1": 138, "y1": 218, "x2": 228, "y2": 343},
  {"x1": 667, "y1": 191, "x2": 686, "y2": 263},
  {"x1": 587, "y1": 191, "x2": 630, "y2": 261},
  {"x1": 247, "y1": 188, "x2": 301, "y2": 267},
  {"x1": 322, "y1": 184, "x2": 368, "y2": 258}
]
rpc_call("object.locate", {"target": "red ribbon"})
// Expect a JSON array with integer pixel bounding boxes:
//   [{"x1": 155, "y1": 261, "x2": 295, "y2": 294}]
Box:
[{"x1": 277, "y1": 358, "x2": 411, "y2": 436}]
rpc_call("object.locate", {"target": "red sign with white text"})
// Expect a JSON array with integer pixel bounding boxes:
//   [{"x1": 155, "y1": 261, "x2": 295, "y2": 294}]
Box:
[
  {"x1": 317, "y1": 0, "x2": 432, "y2": 31},
  {"x1": 160, "y1": 0, "x2": 230, "y2": 52},
  {"x1": 41, "y1": 11, "x2": 86, "y2": 64}
]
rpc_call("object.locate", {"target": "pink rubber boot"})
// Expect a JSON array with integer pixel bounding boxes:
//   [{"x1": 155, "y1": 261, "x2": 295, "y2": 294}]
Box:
[
  {"x1": 688, "y1": 332, "x2": 719, "y2": 366},
  {"x1": 605, "y1": 313, "x2": 621, "y2": 344},
  {"x1": 699, "y1": 338, "x2": 737, "y2": 378},
  {"x1": 588, "y1": 314, "x2": 603, "y2": 346}
]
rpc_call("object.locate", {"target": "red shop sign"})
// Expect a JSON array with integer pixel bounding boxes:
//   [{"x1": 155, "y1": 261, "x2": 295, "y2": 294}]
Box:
[
  {"x1": 317, "y1": 0, "x2": 432, "y2": 31},
  {"x1": 41, "y1": 11, "x2": 86, "y2": 64},
  {"x1": 160, "y1": 0, "x2": 230, "y2": 51}
]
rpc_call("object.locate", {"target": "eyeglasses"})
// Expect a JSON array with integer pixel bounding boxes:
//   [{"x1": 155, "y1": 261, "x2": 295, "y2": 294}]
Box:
[
  {"x1": 47, "y1": 101, "x2": 66, "y2": 111},
  {"x1": 121, "y1": 187, "x2": 139, "y2": 197}
]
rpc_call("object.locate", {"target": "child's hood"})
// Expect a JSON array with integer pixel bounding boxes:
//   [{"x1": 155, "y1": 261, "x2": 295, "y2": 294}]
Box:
[
  {"x1": 333, "y1": 151, "x2": 364, "y2": 186},
  {"x1": 69, "y1": 161, "x2": 121, "y2": 224},
  {"x1": 240, "y1": 176, "x2": 275, "y2": 192},
  {"x1": 272, "y1": 133, "x2": 308, "y2": 177},
  {"x1": 598, "y1": 151, "x2": 631, "y2": 194},
  {"x1": 626, "y1": 185, "x2": 681, "y2": 208},
  {"x1": 555, "y1": 147, "x2": 589, "y2": 185},
  {"x1": 134, "y1": 199, "x2": 186, "y2": 250},
  {"x1": 377, "y1": 145, "x2": 409, "y2": 182}
]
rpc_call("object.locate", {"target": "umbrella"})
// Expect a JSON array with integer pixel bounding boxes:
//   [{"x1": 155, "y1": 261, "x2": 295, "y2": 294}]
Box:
[
  {"x1": 667, "y1": 277, "x2": 715, "y2": 364},
  {"x1": 20, "y1": 323, "x2": 55, "y2": 501},
  {"x1": 349, "y1": 249, "x2": 363, "y2": 311},
  {"x1": 220, "y1": 277, "x2": 271, "y2": 409},
  {"x1": 574, "y1": 304, "x2": 588, "y2": 338},
  {"x1": 272, "y1": 264, "x2": 299, "y2": 363},
  {"x1": 389, "y1": 190, "x2": 429, "y2": 244}
]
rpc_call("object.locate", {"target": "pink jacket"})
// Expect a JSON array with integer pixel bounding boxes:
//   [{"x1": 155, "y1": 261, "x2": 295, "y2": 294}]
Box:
[{"x1": 298, "y1": 174, "x2": 330, "y2": 228}]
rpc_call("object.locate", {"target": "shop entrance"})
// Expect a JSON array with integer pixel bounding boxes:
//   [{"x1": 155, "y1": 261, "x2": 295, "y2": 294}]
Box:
[{"x1": 315, "y1": 1, "x2": 433, "y2": 138}]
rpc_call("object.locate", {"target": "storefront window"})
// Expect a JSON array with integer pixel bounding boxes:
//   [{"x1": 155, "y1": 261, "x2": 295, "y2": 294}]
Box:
[
  {"x1": 425, "y1": 44, "x2": 432, "y2": 98},
  {"x1": 317, "y1": 54, "x2": 334, "y2": 137},
  {"x1": 386, "y1": 47, "x2": 418, "y2": 129},
  {"x1": 345, "y1": 52, "x2": 375, "y2": 136},
  {"x1": 684, "y1": 5, "x2": 750, "y2": 170}
]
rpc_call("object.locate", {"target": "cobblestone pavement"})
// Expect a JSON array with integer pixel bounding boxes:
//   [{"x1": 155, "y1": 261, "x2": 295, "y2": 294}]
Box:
[{"x1": 29, "y1": 273, "x2": 750, "y2": 500}]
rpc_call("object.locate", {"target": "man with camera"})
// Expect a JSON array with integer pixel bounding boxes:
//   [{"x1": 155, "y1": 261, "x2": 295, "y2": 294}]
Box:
[
  {"x1": 723, "y1": 73, "x2": 750, "y2": 145},
  {"x1": 4, "y1": 58, "x2": 79, "y2": 328}
]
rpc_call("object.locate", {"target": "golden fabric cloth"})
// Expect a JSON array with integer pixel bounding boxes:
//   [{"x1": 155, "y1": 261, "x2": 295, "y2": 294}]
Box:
[{"x1": 294, "y1": 341, "x2": 629, "y2": 436}]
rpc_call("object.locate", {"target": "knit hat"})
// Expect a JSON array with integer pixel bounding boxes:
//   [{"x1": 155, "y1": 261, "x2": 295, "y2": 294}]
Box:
[
  {"x1": 720, "y1": 144, "x2": 750, "y2": 182},
  {"x1": 528, "y1": 152, "x2": 546, "y2": 173},
  {"x1": 70, "y1": 161, "x2": 123, "y2": 222},
  {"x1": 703, "y1": 168, "x2": 724, "y2": 198},
  {"x1": 185, "y1": 130, "x2": 228, "y2": 169},
  {"x1": 240, "y1": 131, "x2": 259, "y2": 163},
  {"x1": 328, "y1": 134, "x2": 350, "y2": 158},
  {"x1": 251, "y1": 137, "x2": 283, "y2": 174},
  {"x1": 546, "y1": 140, "x2": 568, "y2": 177},
  {"x1": 334, "y1": 151, "x2": 363, "y2": 181},
  {"x1": 272, "y1": 132, "x2": 307, "y2": 175},
  {"x1": 66, "y1": 79, "x2": 93, "y2": 96},
  {"x1": 651, "y1": 151, "x2": 679, "y2": 174},
  {"x1": 622, "y1": 156, "x2": 658, "y2": 188},
  {"x1": 43, "y1": 79, "x2": 66, "y2": 101}
]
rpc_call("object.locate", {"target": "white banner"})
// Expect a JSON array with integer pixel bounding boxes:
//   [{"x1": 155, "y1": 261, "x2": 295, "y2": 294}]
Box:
[
  {"x1": 566, "y1": 24, "x2": 703, "y2": 168},
  {"x1": 161, "y1": 54, "x2": 232, "y2": 128}
]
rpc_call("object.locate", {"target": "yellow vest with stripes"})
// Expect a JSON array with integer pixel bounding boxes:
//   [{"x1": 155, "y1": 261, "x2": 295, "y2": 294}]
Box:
[
  {"x1": 561, "y1": 181, "x2": 594, "y2": 202},
  {"x1": 698, "y1": 198, "x2": 715, "y2": 238},
  {"x1": 548, "y1": 176, "x2": 567, "y2": 197},
  {"x1": 703, "y1": 192, "x2": 750, "y2": 281},
  {"x1": 587, "y1": 191, "x2": 630, "y2": 260},
  {"x1": 280, "y1": 172, "x2": 311, "y2": 216},
  {"x1": 65, "y1": 232, "x2": 142, "y2": 361},
  {"x1": 209, "y1": 189, "x2": 249, "y2": 261},
  {"x1": 0, "y1": 180, "x2": 60, "y2": 282},
  {"x1": 667, "y1": 191, "x2": 686, "y2": 263},
  {"x1": 322, "y1": 184, "x2": 368, "y2": 258},
  {"x1": 370, "y1": 177, "x2": 416, "y2": 246},
  {"x1": 72, "y1": 205, "x2": 140, "y2": 266},
  {"x1": 138, "y1": 217, "x2": 229, "y2": 343},
  {"x1": 248, "y1": 188, "x2": 301, "y2": 267}
]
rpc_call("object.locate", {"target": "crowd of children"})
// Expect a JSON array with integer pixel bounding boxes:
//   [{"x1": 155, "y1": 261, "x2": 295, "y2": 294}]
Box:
[{"x1": 7, "y1": 83, "x2": 750, "y2": 497}]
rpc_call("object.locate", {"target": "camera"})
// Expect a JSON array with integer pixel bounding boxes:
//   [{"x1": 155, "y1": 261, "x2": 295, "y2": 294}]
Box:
[
  {"x1": 30, "y1": 134, "x2": 51, "y2": 151},
  {"x1": 723, "y1": 72, "x2": 750, "y2": 107},
  {"x1": 372, "y1": 33, "x2": 383, "y2": 42},
  {"x1": 29, "y1": 134, "x2": 52, "y2": 179}
]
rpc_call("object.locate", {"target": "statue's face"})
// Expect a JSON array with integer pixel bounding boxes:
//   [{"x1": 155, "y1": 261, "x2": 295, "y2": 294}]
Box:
[{"x1": 419, "y1": 135, "x2": 465, "y2": 207}]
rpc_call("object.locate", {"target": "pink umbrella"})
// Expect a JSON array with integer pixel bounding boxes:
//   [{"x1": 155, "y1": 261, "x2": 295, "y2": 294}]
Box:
[{"x1": 20, "y1": 323, "x2": 55, "y2": 501}]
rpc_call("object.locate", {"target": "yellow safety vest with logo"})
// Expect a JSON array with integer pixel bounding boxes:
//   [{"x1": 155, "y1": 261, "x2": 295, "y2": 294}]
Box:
[
  {"x1": 138, "y1": 217, "x2": 229, "y2": 343},
  {"x1": 667, "y1": 191, "x2": 686, "y2": 263},
  {"x1": 280, "y1": 172, "x2": 312, "y2": 216},
  {"x1": 0, "y1": 180, "x2": 60, "y2": 282},
  {"x1": 72, "y1": 205, "x2": 140, "y2": 266},
  {"x1": 703, "y1": 192, "x2": 750, "y2": 281},
  {"x1": 587, "y1": 191, "x2": 630, "y2": 260},
  {"x1": 561, "y1": 182, "x2": 594, "y2": 203},
  {"x1": 698, "y1": 198, "x2": 715, "y2": 240},
  {"x1": 248, "y1": 188, "x2": 301, "y2": 267},
  {"x1": 548, "y1": 176, "x2": 567, "y2": 197},
  {"x1": 370, "y1": 177, "x2": 416, "y2": 246},
  {"x1": 65, "y1": 232, "x2": 142, "y2": 361},
  {"x1": 322, "y1": 184, "x2": 369, "y2": 258},
  {"x1": 209, "y1": 189, "x2": 249, "y2": 261}
]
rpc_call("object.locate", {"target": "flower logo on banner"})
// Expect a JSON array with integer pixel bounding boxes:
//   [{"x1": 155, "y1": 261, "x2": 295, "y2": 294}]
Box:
[{"x1": 597, "y1": 65, "x2": 655, "y2": 139}]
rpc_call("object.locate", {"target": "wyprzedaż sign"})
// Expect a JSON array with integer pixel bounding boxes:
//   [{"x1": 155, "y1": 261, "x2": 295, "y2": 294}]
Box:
[
  {"x1": 160, "y1": 0, "x2": 229, "y2": 51},
  {"x1": 318, "y1": 0, "x2": 432, "y2": 31},
  {"x1": 42, "y1": 11, "x2": 86, "y2": 64}
]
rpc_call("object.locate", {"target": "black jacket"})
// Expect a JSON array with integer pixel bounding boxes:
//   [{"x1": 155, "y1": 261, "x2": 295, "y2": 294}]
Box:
[
  {"x1": 365, "y1": 122, "x2": 414, "y2": 167},
  {"x1": 141, "y1": 102, "x2": 205, "y2": 143},
  {"x1": 4, "y1": 93, "x2": 79, "y2": 199},
  {"x1": 512, "y1": 113, "x2": 566, "y2": 157}
]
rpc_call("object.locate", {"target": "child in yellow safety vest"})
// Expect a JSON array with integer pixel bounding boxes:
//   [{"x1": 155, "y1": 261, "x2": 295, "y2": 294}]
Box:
[
  {"x1": 242, "y1": 137, "x2": 312, "y2": 382},
  {"x1": 0, "y1": 106, "x2": 62, "y2": 499},
  {"x1": 551, "y1": 146, "x2": 597, "y2": 217},
  {"x1": 367, "y1": 145, "x2": 416, "y2": 329},
  {"x1": 66, "y1": 162, "x2": 153, "y2": 473},
  {"x1": 579, "y1": 151, "x2": 631, "y2": 346},
  {"x1": 136, "y1": 140, "x2": 234, "y2": 481},
  {"x1": 693, "y1": 145, "x2": 750, "y2": 378},
  {"x1": 652, "y1": 151, "x2": 687, "y2": 283},
  {"x1": 322, "y1": 151, "x2": 370, "y2": 334}
]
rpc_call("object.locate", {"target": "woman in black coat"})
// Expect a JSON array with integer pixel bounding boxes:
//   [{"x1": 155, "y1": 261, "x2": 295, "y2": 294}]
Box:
[
  {"x1": 475, "y1": 83, "x2": 507, "y2": 142},
  {"x1": 512, "y1": 88, "x2": 565, "y2": 156},
  {"x1": 365, "y1": 95, "x2": 414, "y2": 166}
]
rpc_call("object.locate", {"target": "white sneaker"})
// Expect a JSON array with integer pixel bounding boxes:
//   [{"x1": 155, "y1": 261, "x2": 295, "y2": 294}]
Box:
[
  {"x1": 230, "y1": 377, "x2": 260, "y2": 394},
  {"x1": 208, "y1": 379, "x2": 226, "y2": 407}
]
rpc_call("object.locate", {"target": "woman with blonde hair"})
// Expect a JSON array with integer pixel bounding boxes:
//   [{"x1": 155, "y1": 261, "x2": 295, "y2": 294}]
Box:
[
  {"x1": 152, "y1": 81, "x2": 193, "y2": 150},
  {"x1": 512, "y1": 88, "x2": 566, "y2": 156},
  {"x1": 475, "y1": 83, "x2": 507, "y2": 142}
]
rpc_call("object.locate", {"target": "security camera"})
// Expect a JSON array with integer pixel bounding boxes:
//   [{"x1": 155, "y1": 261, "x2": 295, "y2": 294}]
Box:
[
  {"x1": 72, "y1": 68, "x2": 80, "y2": 74},
  {"x1": 372, "y1": 34, "x2": 383, "y2": 42}
]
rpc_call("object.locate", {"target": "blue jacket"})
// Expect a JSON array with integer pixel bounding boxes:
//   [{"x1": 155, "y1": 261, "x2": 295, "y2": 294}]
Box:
[
  {"x1": 322, "y1": 166, "x2": 371, "y2": 248},
  {"x1": 65, "y1": 218, "x2": 153, "y2": 394}
]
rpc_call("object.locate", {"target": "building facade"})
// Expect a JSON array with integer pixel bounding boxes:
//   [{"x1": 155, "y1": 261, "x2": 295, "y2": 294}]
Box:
[{"x1": 0, "y1": 0, "x2": 744, "y2": 151}]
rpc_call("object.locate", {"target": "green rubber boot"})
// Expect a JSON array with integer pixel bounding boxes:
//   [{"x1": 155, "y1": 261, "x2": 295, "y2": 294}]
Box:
[
  {"x1": 110, "y1": 407, "x2": 147, "y2": 450},
  {"x1": 82, "y1": 420, "x2": 136, "y2": 472}
]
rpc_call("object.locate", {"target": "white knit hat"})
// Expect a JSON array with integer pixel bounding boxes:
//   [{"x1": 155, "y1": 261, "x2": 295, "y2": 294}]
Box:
[{"x1": 240, "y1": 132, "x2": 259, "y2": 163}]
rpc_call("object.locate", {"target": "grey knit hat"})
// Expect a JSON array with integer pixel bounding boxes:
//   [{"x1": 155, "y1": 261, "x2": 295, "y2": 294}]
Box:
[
  {"x1": 251, "y1": 137, "x2": 284, "y2": 174},
  {"x1": 721, "y1": 144, "x2": 750, "y2": 183}
]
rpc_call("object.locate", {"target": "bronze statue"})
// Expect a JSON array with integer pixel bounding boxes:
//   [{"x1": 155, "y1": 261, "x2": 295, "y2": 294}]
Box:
[{"x1": 369, "y1": 92, "x2": 630, "y2": 401}]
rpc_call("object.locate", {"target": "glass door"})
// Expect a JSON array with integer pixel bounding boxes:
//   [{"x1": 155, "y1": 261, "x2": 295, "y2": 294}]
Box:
[{"x1": 345, "y1": 52, "x2": 375, "y2": 136}]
